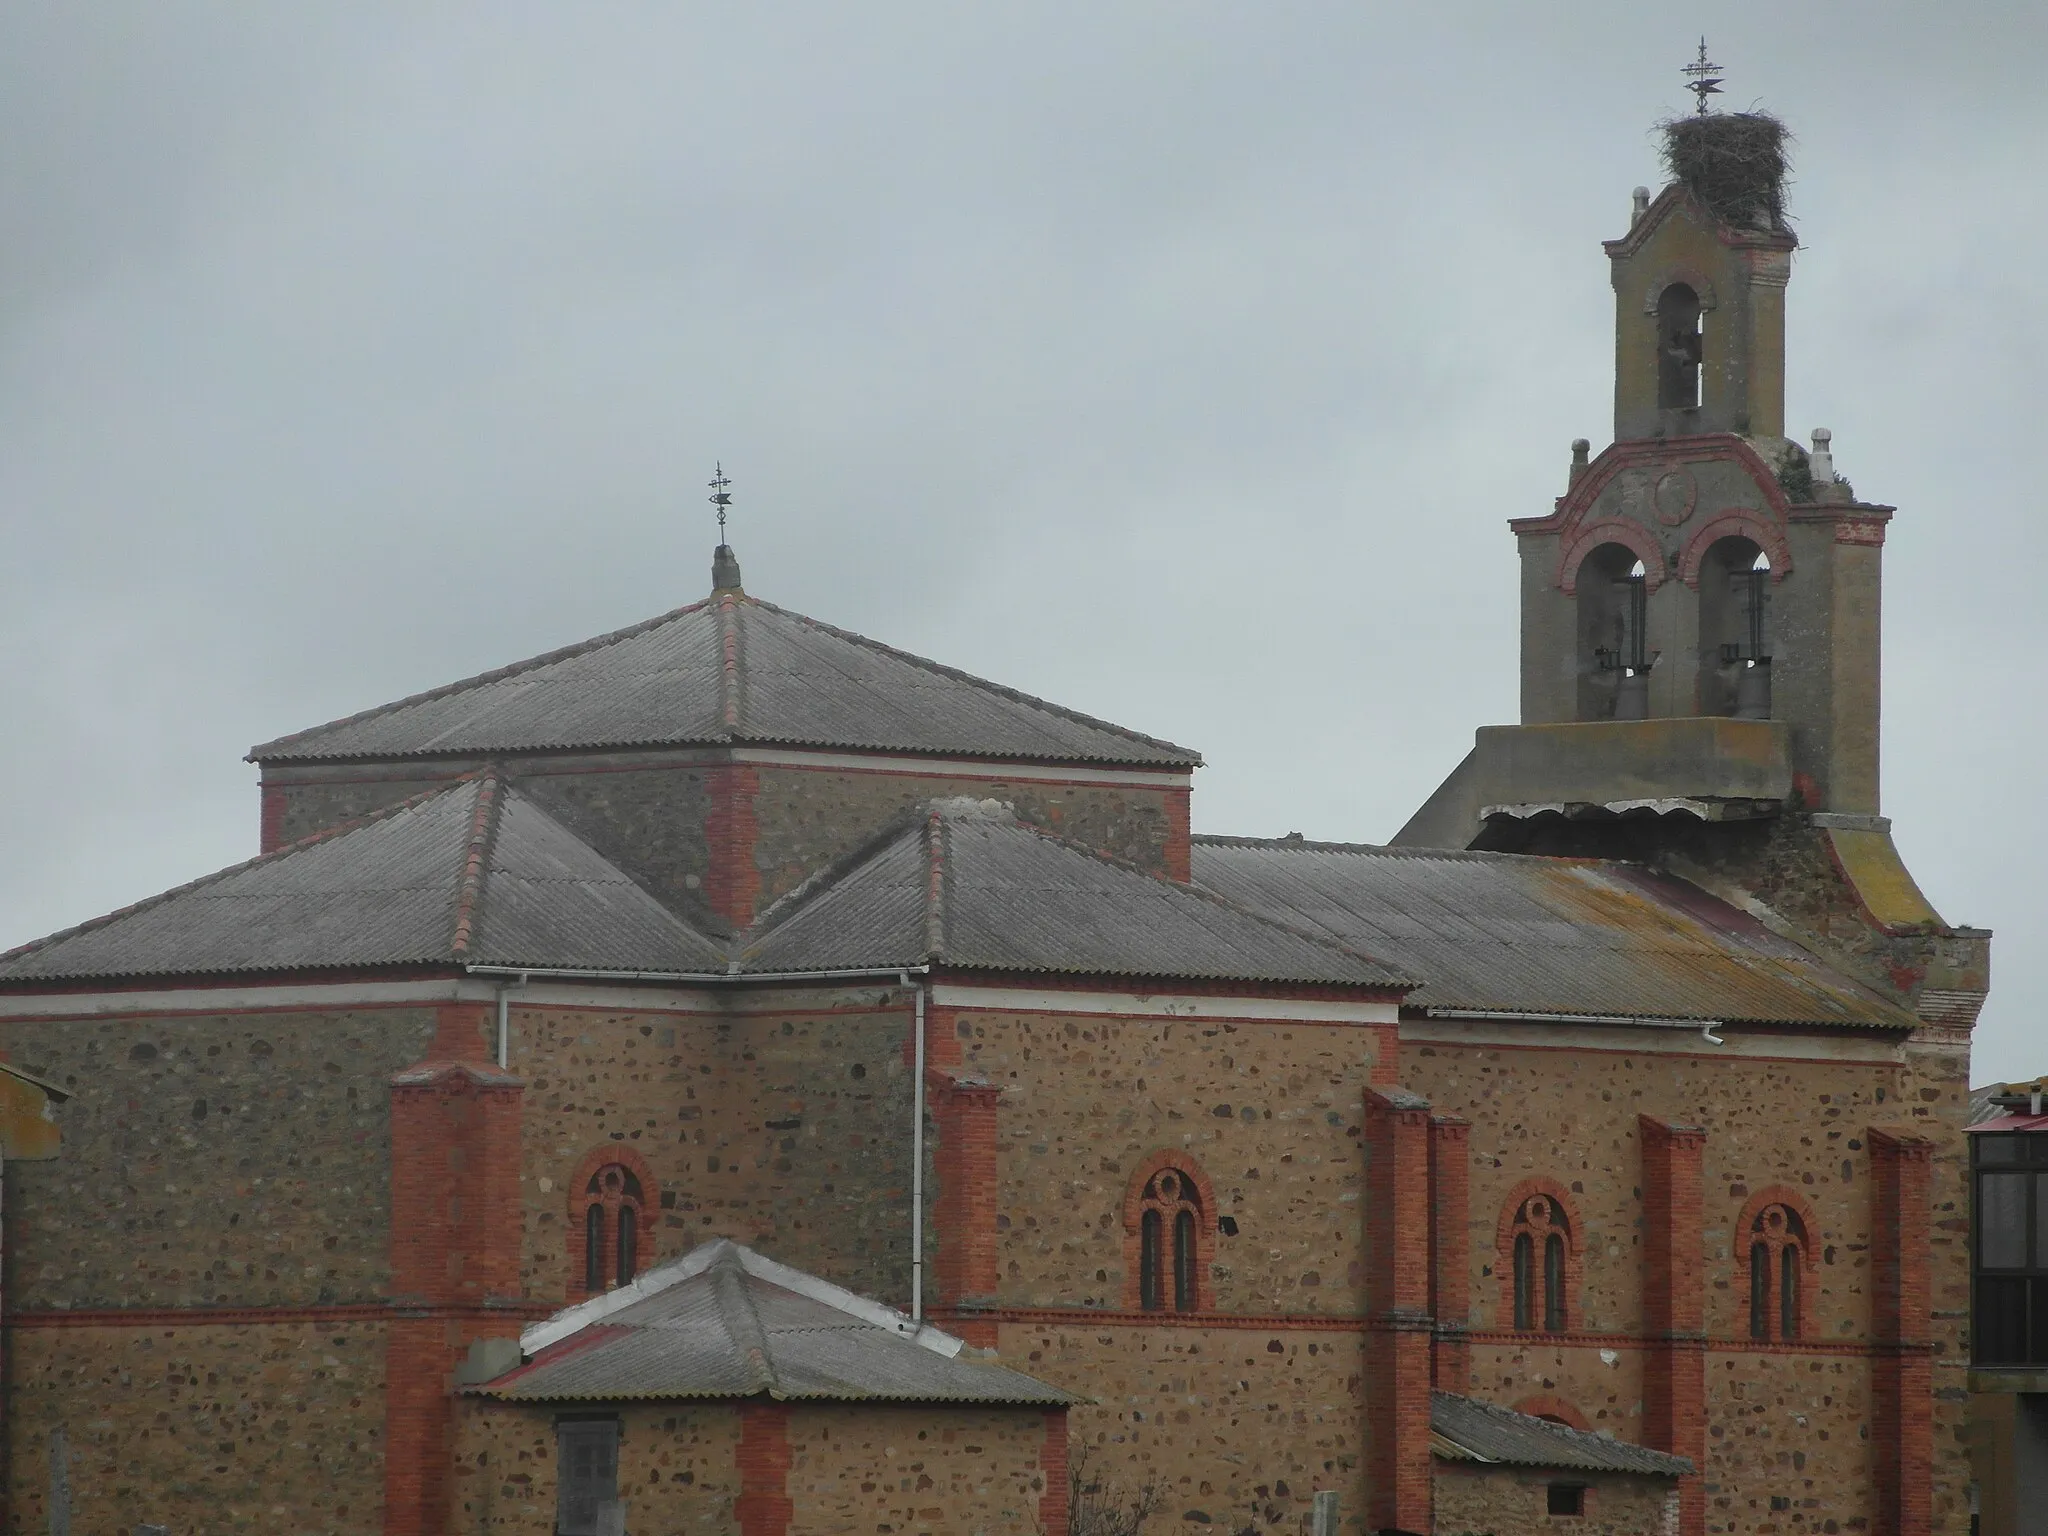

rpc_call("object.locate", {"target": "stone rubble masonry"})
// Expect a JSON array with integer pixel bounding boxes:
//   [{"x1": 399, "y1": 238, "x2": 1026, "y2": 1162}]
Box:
[
  {"x1": 1870, "y1": 1127, "x2": 1935, "y2": 1536},
  {"x1": 782, "y1": 1403, "x2": 1057, "y2": 1534},
  {"x1": 1639, "y1": 1114, "x2": 1708, "y2": 1536},
  {"x1": 1363, "y1": 1086, "x2": 1433, "y2": 1534},
  {"x1": 384, "y1": 1002, "x2": 526, "y2": 1536},
  {"x1": 1433, "y1": 1464, "x2": 1680, "y2": 1536},
  {"x1": 1429, "y1": 1114, "x2": 1472, "y2": 1393}
]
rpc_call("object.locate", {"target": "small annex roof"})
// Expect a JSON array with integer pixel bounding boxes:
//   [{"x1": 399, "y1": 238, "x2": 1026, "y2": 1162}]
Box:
[
  {"x1": 1192, "y1": 836, "x2": 1915, "y2": 1031},
  {"x1": 469, "y1": 1239, "x2": 1075, "y2": 1406},
  {"x1": 249, "y1": 587, "x2": 1200, "y2": 770},
  {"x1": 1431, "y1": 1393, "x2": 1693, "y2": 1477},
  {"x1": 0, "y1": 775, "x2": 726, "y2": 983},
  {"x1": 733, "y1": 799, "x2": 1412, "y2": 989}
]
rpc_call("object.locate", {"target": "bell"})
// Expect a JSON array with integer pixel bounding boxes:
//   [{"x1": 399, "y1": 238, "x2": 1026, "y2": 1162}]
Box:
[{"x1": 1734, "y1": 658, "x2": 1772, "y2": 720}]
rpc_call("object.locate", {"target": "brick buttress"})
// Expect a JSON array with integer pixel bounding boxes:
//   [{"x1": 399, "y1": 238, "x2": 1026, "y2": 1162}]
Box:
[
  {"x1": 1364, "y1": 1086, "x2": 1434, "y2": 1535},
  {"x1": 383, "y1": 1003, "x2": 524, "y2": 1536},
  {"x1": 1639, "y1": 1116, "x2": 1707, "y2": 1536},
  {"x1": 1870, "y1": 1128, "x2": 1934, "y2": 1536}
]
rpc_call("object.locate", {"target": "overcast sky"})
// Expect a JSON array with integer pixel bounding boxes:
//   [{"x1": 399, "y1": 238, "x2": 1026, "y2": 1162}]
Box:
[{"x1": 3, "y1": 4, "x2": 2040, "y2": 1084}]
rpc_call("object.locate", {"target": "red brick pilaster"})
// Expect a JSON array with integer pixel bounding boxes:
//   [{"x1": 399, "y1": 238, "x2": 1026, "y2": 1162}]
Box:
[
  {"x1": 736, "y1": 1403, "x2": 793, "y2": 1536},
  {"x1": 1364, "y1": 1086, "x2": 1433, "y2": 1536},
  {"x1": 384, "y1": 1003, "x2": 524, "y2": 1536},
  {"x1": 931, "y1": 1075, "x2": 1002, "y2": 1334},
  {"x1": 1639, "y1": 1116, "x2": 1707, "y2": 1536},
  {"x1": 1429, "y1": 1114, "x2": 1471, "y2": 1393},
  {"x1": 704, "y1": 761, "x2": 762, "y2": 929},
  {"x1": 1870, "y1": 1128, "x2": 1934, "y2": 1536},
  {"x1": 1038, "y1": 1408, "x2": 1071, "y2": 1536},
  {"x1": 259, "y1": 783, "x2": 287, "y2": 852}
]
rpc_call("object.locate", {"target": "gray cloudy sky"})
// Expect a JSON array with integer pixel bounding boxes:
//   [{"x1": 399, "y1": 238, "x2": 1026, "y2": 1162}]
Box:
[{"x1": 3, "y1": 4, "x2": 2041, "y2": 1083}]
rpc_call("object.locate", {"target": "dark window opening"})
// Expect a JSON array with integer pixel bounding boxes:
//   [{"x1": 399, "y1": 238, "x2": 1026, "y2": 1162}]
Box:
[
  {"x1": 1136, "y1": 1167, "x2": 1203, "y2": 1313},
  {"x1": 556, "y1": 1419, "x2": 621, "y2": 1536},
  {"x1": 616, "y1": 1206, "x2": 637, "y2": 1288},
  {"x1": 1701, "y1": 537, "x2": 1772, "y2": 718},
  {"x1": 1509, "y1": 1195, "x2": 1570, "y2": 1334},
  {"x1": 1578, "y1": 544, "x2": 1654, "y2": 721},
  {"x1": 578, "y1": 1162, "x2": 647, "y2": 1298},
  {"x1": 1656, "y1": 282, "x2": 1703, "y2": 410},
  {"x1": 1747, "y1": 1203, "x2": 1806, "y2": 1342},
  {"x1": 1547, "y1": 1483, "x2": 1585, "y2": 1517},
  {"x1": 1974, "y1": 1134, "x2": 2048, "y2": 1365}
]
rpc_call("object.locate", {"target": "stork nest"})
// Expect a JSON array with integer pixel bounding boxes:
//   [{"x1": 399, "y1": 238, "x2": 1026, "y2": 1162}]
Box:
[{"x1": 1660, "y1": 111, "x2": 1790, "y2": 230}]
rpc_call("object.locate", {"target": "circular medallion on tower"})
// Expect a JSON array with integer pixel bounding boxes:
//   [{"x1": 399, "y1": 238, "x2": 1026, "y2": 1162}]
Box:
[{"x1": 1654, "y1": 466, "x2": 1698, "y2": 525}]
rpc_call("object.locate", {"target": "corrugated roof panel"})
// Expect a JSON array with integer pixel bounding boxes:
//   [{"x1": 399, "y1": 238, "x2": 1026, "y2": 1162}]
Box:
[
  {"x1": 1191, "y1": 839, "x2": 1912, "y2": 1029},
  {"x1": 251, "y1": 593, "x2": 1200, "y2": 768},
  {"x1": 1431, "y1": 1392, "x2": 1693, "y2": 1476},
  {"x1": 736, "y1": 806, "x2": 1412, "y2": 988}
]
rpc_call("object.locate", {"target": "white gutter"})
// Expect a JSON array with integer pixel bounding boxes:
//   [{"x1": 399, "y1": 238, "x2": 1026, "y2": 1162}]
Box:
[
  {"x1": 1422, "y1": 1006, "x2": 1726, "y2": 1045},
  {"x1": 464, "y1": 964, "x2": 931, "y2": 986},
  {"x1": 494, "y1": 972, "x2": 528, "y2": 1069}
]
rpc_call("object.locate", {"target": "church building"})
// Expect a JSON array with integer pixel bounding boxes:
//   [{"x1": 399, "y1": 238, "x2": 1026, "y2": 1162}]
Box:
[{"x1": 0, "y1": 106, "x2": 1987, "y2": 1535}]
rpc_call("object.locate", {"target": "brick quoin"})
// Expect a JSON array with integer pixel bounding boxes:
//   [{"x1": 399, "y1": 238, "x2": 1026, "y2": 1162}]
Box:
[
  {"x1": 736, "y1": 1403, "x2": 794, "y2": 1536},
  {"x1": 384, "y1": 1002, "x2": 525, "y2": 1536},
  {"x1": 1161, "y1": 785, "x2": 1192, "y2": 883},
  {"x1": 1039, "y1": 1408, "x2": 1071, "y2": 1536},
  {"x1": 1363, "y1": 1086, "x2": 1433, "y2": 1536},
  {"x1": 704, "y1": 761, "x2": 762, "y2": 928},
  {"x1": 259, "y1": 783, "x2": 287, "y2": 853},
  {"x1": 1639, "y1": 1115, "x2": 1707, "y2": 1536},
  {"x1": 1869, "y1": 1128, "x2": 1934, "y2": 1536},
  {"x1": 931, "y1": 1075, "x2": 1002, "y2": 1318},
  {"x1": 1428, "y1": 1115, "x2": 1470, "y2": 1393}
]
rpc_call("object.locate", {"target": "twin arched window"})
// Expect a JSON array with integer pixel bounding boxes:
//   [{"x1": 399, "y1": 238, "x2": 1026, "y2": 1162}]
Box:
[
  {"x1": 1135, "y1": 1166, "x2": 1203, "y2": 1313},
  {"x1": 581, "y1": 1163, "x2": 644, "y2": 1295},
  {"x1": 1748, "y1": 1202, "x2": 1806, "y2": 1341},
  {"x1": 1509, "y1": 1194, "x2": 1571, "y2": 1334}
]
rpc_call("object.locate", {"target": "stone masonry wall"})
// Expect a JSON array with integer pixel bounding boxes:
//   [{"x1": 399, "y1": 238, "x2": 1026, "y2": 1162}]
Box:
[
  {"x1": 1, "y1": 1005, "x2": 434, "y2": 1309},
  {"x1": 451, "y1": 1399, "x2": 741, "y2": 1533},
  {"x1": 788, "y1": 1404, "x2": 1050, "y2": 1533},
  {"x1": 946, "y1": 1008, "x2": 1387, "y2": 1315},
  {"x1": 1001, "y1": 1319, "x2": 1365, "y2": 1532},
  {"x1": 4, "y1": 1320, "x2": 387, "y2": 1535},
  {"x1": 512, "y1": 994, "x2": 920, "y2": 1308},
  {"x1": 1432, "y1": 1465, "x2": 1678, "y2": 1535}
]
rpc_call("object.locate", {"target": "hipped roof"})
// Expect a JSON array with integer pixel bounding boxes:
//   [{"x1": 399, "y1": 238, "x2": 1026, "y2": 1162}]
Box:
[
  {"x1": 470, "y1": 1239, "x2": 1074, "y2": 1406},
  {"x1": 249, "y1": 589, "x2": 1199, "y2": 769}
]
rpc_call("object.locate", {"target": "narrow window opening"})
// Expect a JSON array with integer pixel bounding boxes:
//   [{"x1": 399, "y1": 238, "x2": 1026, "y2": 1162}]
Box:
[
  {"x1": 1580, "y1": 544, "x2": 1655, "y2": 721},
  {"x1": 1139, "y1": 1209, "x2": 1162, "y2": 1311},
  {"x1": 1656, "y1": 282, "x2": 1703, "y2": 410},
  {"x1": 1135, "y1": 1166, "x2": 1204, "y2": 1313},
  {"x1": 1173, "y1": 1209, "x2": 1197, "y2": 1312},
  {"x1": 556, "y1": 1420, "x2": 621, "y2": 1536},
  {"x1": 616, "y1": 1206, "x2": 637, "y2": 1288},
  {"x1": 1748, "y1": 1203, "x2": 1807, "y2": 1342},
  {"x1": 576, "y1": 1161, "x2": 649, "y2": 1297},
  {"x1": 1544, "y1": 1233, "x2": 1567, "y2": 1332},
  {"x1": 1509, "y1": 1194, "x2": 1571, "y2": 1333},
  {"x1": 1513, "y1": 1233, "x2": 1534, "y2": 1331},
  {"x1": 1750, "y1": 1241, "x2": 1770, "y2": 1341},
  {"x1": 1781, "y1": 1242, "x2": 1800, "y2": 1340},
  {"x1": 1547, "y1": 1483, "x2": 1585, "y2": 1517}
]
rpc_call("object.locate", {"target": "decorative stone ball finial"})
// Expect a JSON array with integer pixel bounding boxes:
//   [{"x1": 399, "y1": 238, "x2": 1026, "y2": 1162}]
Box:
[
  {"x1": 1809, "y1": 428, "x2": 1835, "y2": 486},
  {"x1": 1631, "y1": 186, "x2": 1651, "y2": 226}
]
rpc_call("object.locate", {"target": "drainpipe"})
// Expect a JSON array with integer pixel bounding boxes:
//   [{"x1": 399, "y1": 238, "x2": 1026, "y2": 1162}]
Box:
[
  {"x1": 494, "y1": 973, "x2": 529, "y2": 1070},
  {"x1": 905, "y1": 971, "x2": 927, "y2": 1323}
]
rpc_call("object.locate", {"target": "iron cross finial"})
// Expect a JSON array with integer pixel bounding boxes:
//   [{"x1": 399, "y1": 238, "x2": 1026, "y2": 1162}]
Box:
[
  {"x1": 1683, "y1": 37, "x2": 1724, "y2": 116},
  {"x1": 709, "y1": 463, "x2": 733, "y2": 540}
]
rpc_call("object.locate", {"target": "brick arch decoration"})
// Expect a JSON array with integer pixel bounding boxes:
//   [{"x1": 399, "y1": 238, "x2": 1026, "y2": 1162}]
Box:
[
  {"x1": 1120, "y1": 1149, "x2": 1219, "y2": 1313},
  {"x1": 1493, "y1": 1178, "x2": 1586, "y2": 1333},
  {"x1": 1557, "y1": 520, "x2": 1670, "y2": 597},
  {"x1": 1511, "y1": 1394, "x2": 1592, "y2": 1433},
  {"x1": 1734, "y1": 1184, "x2": 1820, "y2": 1339},
  {"x1": 565, "y1": 1143, "x2": 662, "y2": 1302},
  {"x1": 1636, "y1": 266, "x2": 1720, "y2": 315},
  {"x1": 1677, "y1": 510, "x2": 1793, "y2": 590}
]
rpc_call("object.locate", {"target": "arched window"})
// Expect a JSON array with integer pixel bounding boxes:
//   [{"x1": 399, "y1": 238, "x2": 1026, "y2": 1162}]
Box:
[
  {"x1": 1697, "y1": 535, "x2": 1772, "y2": 719},
  {"x1": 1747, "y1": 1202, "x2": 1807, "y2": 1341},
  {"x1": 577, "y1": 1162, "x2": 645, "y2": 1299},
  {"x1": 1131, "y1": 1165, "x2": 1205, "y2": 1313},
  {"x1": 1577, "y1": 544, "x2": 1654, "y2": 721},
  {"x1": 1506, "y1": 1193, "x2": 1572, "y2": 1334},
  {"x1": 1657, "y1": 282, "x2": 1704, "y2": 410}
]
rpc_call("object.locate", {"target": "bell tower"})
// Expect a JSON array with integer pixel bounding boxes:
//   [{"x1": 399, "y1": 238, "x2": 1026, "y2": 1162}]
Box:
[{"x1": 1397, "y1": 102, "x2": 1901, "y2": 846}]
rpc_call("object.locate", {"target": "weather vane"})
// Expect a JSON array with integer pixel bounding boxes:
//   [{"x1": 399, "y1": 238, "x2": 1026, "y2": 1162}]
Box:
[
  {"x1": 709, "y1": 463, "x2": 733, "y2": 541},
  {"x1": 1683, "y1": 37, "x2": 1723, "y2": 115}
]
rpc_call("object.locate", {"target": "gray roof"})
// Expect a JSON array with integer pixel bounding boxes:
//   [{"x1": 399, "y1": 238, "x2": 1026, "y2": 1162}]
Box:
[
  {"x1": 470, "y1": 1239, "x2": 1074, "y2": 1406},
  {"x1": 1431, "y1": 1393, "x2": 1692, "y2": 1477},
  {"x1": 250, "y1": 587, "x2": 1199, "y2": 768},
  {"x1": 735, "y1": 800, "x2": 1412, "y2": 988},
  {"x1": 0, "y1": 776, "x2": 726, "y2": 982},
  {"x1": 1192, "y1": 837, "x2": 1914, "y2": 1030}
]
